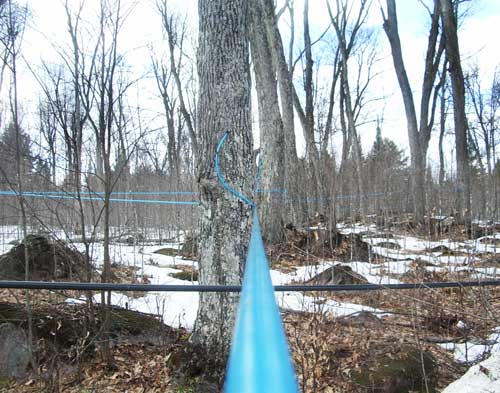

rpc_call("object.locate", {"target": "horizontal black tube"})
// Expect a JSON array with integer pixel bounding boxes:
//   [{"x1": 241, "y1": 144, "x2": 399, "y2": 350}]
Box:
[{"x1": 1, "y1": 280, "x2": 500, "y2": 292}]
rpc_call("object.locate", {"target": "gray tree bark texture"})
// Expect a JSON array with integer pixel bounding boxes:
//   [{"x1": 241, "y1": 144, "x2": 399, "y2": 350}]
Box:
[
  {"x1": 192, "y1": 0, "x2": 253, "y2": 366},
  {"x1": 330, "y1": 13, "x2": 367, "y2": 218},
  {"x1": 259, "y1": 0, "x2": 306, "y2": 225},
  {"x1": 300, "y1": 0, "x2": 323, "y2": 213},
  {"x1": 439, "y1": 0, "x2": 472, "y2": 229},
  {"x1": 249, "y1": 0, "x2": 285, "y2": 244},
  {"x1": 382, "y1": 0, "x2": 444, "y2": 223}
]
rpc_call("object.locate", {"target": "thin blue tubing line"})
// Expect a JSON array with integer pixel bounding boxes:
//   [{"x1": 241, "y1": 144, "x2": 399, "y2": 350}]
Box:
[
  {"x1": 0, "y1": 188, "x2": 404, "y2": 206},
  {"x1": 0, "y1": 191, "x2": 199, "y2": 205},
  {"x1": 0, "y1": 190, "x2": 197, "y2": 196},
  {"x1": 215, "y1": 132, "x2": 255, "y2": 207},
  {"x1": 256, "y1": 189, "x2": 287, "y2": 194}
]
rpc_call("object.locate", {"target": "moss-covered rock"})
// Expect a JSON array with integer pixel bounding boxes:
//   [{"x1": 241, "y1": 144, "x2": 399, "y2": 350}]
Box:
[
  {"x1": 352, "y1": 344, "x2": 438, "y2": 393},
  {"x1": 170, "y1": 269, "x2": 199, "y2": 282},
  {"x1": 154, "y1": 247, "x2": 179, "y2": 257}
]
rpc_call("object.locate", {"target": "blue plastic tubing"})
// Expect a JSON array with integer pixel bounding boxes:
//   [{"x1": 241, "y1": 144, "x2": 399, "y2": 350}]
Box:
[{"x1": 224, "y1": 210, "x2": 299, "y2": 393}]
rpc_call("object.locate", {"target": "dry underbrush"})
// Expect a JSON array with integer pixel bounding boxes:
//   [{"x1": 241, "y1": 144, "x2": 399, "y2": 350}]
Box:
[
  {"x1": 2, "y1": 223, "x2": 500, "y2": 392},
  {"x1": 284, "y1": 309, "x2": 466, "y2": 392},
  {"x1": 0, "y1": 299, "x2": 186, "y2": 393},
  {"x1": 270, "y1": 222, "x2": 500, "y2": 392}
]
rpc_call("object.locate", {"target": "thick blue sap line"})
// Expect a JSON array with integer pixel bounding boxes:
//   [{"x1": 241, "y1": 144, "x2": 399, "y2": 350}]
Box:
[{"x1": 225, "y1": 210, "x2": 298, "y2": 393}]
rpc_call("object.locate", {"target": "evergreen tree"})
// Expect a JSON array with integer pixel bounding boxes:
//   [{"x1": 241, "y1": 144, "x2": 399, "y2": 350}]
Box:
[
  {"x1": 0, "y1": 121, "x2": 34, "y2": 188},
  {"x1": 366, "y1": 120, "x2": 408, "y2": 213}
]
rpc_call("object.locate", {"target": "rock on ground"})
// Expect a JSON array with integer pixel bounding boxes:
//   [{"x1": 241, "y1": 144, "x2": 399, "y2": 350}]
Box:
[
  {"x1": 0, "y1": 323, "x2": 30, "y2": 379},
  {"x1": 0, "y1": 234, "x2": 88, "y2": 280}
]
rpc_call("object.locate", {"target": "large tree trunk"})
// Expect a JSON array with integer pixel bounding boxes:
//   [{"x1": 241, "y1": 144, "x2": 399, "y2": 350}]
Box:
[
  {"x1": 193, "y1": 0, "x2": 253, "y2": 374},
  {"x1": 259, "y1": 0, "x2": 306, "y2": 225},
  {"x1": 249, "y1": 0, "x2": 285, "y2": 244},
  {"x1": 386, "y1": 0, "x2": 445, "y2": 223},
  {"x1": 440, "y1": 0, "x2": 471, "y2": 230}
]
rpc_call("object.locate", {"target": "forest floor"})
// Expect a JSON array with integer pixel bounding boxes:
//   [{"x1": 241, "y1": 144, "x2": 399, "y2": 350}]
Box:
[{"x1": 1, "y1": 219, "x2": 500, "y2": 392}]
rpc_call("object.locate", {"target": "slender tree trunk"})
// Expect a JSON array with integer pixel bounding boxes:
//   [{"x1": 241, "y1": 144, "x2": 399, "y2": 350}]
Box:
[
  {"x1": 192, "y1": 0, "x2": 253, "y2": 381},
  {"x1": 382, "y1": 0, "x2": 433, "y2": 223},
  {"x1": 260, "y1": 0, "x2": 305, "y2": 224},
  {"x1": 300, "y1": 0, "x2": 323, "y2": 211},
  {"x1": 7, "y1": 0, "x2": 34, "y2": 370},
  {"x1": 157, "y1": 1, "x2": 198, "y2": 160},
  {"x1": 438, "y1": 87, "x2": 446, "y2": 213},
  {"x1": 249, "y1": 0, "x2": 285, "y2": 244},
  {"x1": 338, "y1": 89, "x2": 352, "y2": 219},
  {"x1": 440, "y1": 0, "x2": 472, "y2": 230}
]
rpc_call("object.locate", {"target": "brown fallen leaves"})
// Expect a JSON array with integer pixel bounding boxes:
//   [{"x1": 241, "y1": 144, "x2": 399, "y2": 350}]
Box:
[
  {"x1": 3, "y1": 341, "x2": 186, "y2": 393},
  {"x1": 284, "y1": 308, "x2": 465, "y2": 393}
]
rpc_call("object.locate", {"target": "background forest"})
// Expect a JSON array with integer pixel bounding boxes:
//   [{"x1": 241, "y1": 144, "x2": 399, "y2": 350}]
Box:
[{"x1": 0, "y1": 0, "x2": 500, "y2": 392}]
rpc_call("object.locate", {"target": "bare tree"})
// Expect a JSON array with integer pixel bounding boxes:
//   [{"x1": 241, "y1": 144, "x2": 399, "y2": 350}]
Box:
[
  {"x1": 192, "y1": 0, "x2": 253, "y2": 384},
  {"x1": 440, "y1": 0, "x2": 471, "y2": 229},
  {"x1": 259, "y1": 0, "x2": 306, "y2": 224},
  {"x1": 1, "y1": 0, "x2": 34, "y2": 368},
  {"x1": 295, "y1": 0, "x2": 323, "y2": 209},
  {"x1": 151, "y1": 56, "x2": 180, "y2": 177},
  {"x1": 63, "y1": 0, "x2": 137, "y2": 362},
  {"x1": 438, "y1": 66, "x2": 450, "y2": 213},
  {"x1": 156, "y1": 0, "x2": 198, "y2": 161},
  {"x1": 328, "y1": 0, "x2": 373, "y2": 218},
  {"x1": 381, "y1": 0, "x2": 445, "y2": 223},
  {"x1": 249, "y1": 0, "x2": 285, "y2": 243},
  {"x1": 465, "y1": 65, "x2": 500, "y2": 218}
]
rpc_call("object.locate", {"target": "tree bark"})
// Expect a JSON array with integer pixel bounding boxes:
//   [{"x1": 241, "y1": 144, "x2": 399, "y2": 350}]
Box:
[
  {"x1": 438, "y1": 85, "x2": 446, "y2": 213},
  {"x1": 259, "y1": 0, "x2": 306, "y2": 224},
  {"x1": 299, "y1": 0, "x2": 323, "y2": 211},
  {"x1": 382, "y1": 0, "x2": 444, "y2": 223},
  {"x1": 328, "y1": 0, "x2": 374, "y2": 219},
  {"x1": 249, "y1": 0, "x2": 285, "y2": 244},
  {"x1": 440, "y1": 0, "x2": 471, "y2": 229},
  {"x1": 193, "y1": 0, "x2": 253, "y2": 372}
]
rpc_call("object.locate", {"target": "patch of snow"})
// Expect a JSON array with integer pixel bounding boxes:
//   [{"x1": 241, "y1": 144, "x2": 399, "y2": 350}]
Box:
[
  {"x1": 339, "y1": 261, "x2": 402, "y2": 284},
  {"x1": 90, "y1": 291, "x2": 199, "y2": 330},
  {"x1": 440, "y1": 328, "x2": 500, "y2": 363},
  {"x1": 276, "y1": 291, "x2": 386, "y2": 317},
  {"x1": 337, "y1": 223, "x2": 376, "y2": 234},
  {"x1": 442, "y1": 350, "x2": 500, "y2": 393}
]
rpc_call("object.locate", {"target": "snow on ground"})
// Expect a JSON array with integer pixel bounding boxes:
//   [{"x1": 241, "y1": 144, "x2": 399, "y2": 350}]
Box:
[
  {"x1": 270, "y1": 260, "x2": 401, "y2": 285},
  {"x1": 66, "y1": 242, "x2": 201, "y2": 329},
  {"x1": 439, "y1": 328, "x2": 500, "y2": 364},
  {"x1": 55, "y1": 237, "x2": 395, "y2": 330},
  {"x1": 276, "y1": 291, "x2": 386, "y2": 317},
  {"x1": 64, "y1": 242, "x2": 391, "y2": 329},
  {"x1": 442, "y1": 350, "x2": 500, "y2": 392},
  {"x1": 0, "y1": 225, "x2": 24, "y2": 253},
  {"x1": 337, "y1": 222, "x2": 377, "y2": 234},
  {"x1": 3, "y1": 223, "x2": 500, "y2": 380}
]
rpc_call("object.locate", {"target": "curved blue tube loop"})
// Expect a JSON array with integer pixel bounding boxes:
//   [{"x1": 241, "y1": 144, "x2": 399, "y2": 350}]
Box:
[{"x1": 215, "y1": 131, "x2": 255, "y2": 207}]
